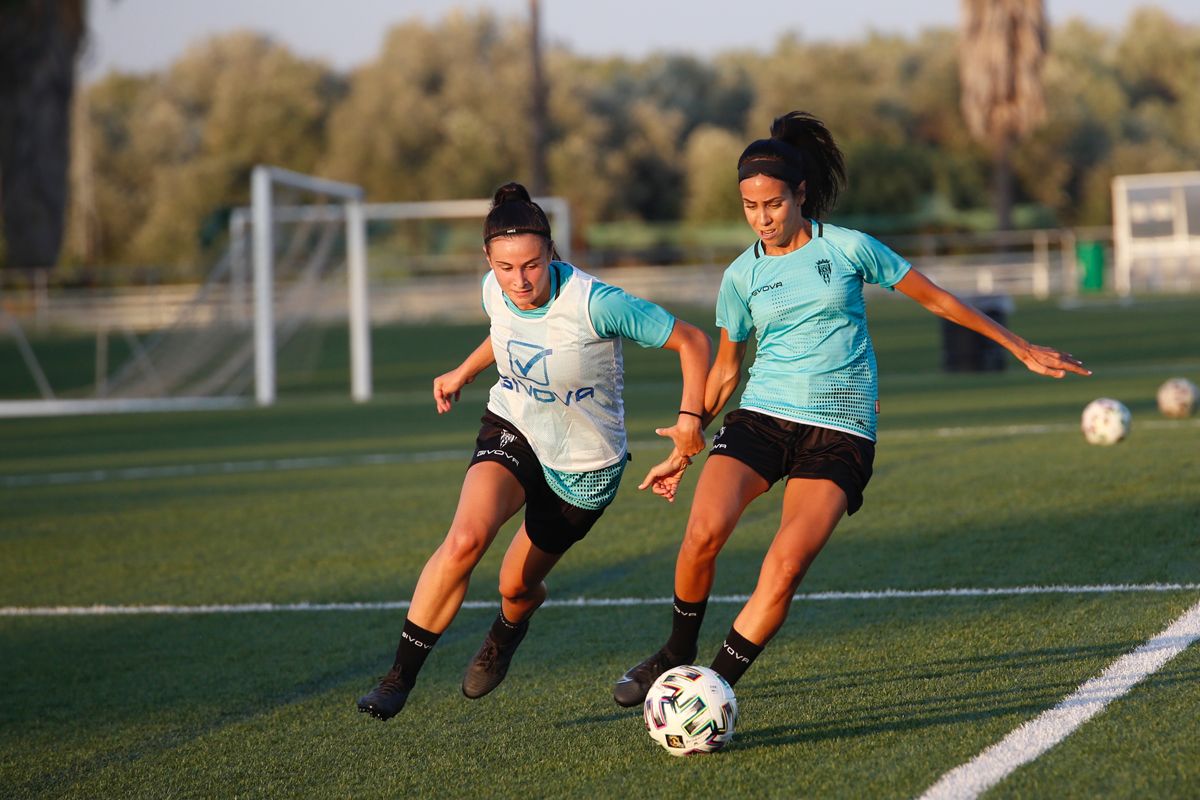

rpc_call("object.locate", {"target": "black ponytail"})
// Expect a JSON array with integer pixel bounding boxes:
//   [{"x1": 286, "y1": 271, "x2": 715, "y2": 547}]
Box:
[
  {"x1": 737, "y1": 111, "x2": 846, "y2": 219},
  {"x1": 483, "y1": 182, "x2": 553, "y2": 249}
]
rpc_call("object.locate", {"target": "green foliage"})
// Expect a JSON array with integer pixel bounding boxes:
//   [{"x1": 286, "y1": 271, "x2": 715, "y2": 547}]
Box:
[
  {"x1": 60, "y1": 10, "x2": 1200, "y2": 277},
  {"x1": 77, "y1": 33, "x2": 341, "y2": 274},
  {"x1": 684, "y1": 125, "x2": 746, "y2": 223},
  {"x1": 321, "y1": 13, "x2": 532, "y2": 204}
]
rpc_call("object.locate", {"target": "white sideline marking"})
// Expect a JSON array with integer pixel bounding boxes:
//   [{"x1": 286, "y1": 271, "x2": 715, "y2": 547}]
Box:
[
  {"x1": 885, "y1": 417, "x2": 1200, "y2": 441},
  {"x1": 6, "y1": 418, "x2": 1200, "y2": 489},
  {"x1": 2, "y1": 583, "x2": 1196, "y2": 617},
  {"x1": 0, "y1": 397, "x2": 249, "y2": 419},
  {"x1": 918, "y1": 597, "x2": 1200, "y2": 800},
  {"x1": 0, "y1": 450, "x2": 468, "y2": 488}
]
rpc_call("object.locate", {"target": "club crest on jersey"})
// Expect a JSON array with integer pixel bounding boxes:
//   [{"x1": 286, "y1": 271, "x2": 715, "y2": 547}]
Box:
[
  {"x1": 815, "y1": 258, "x2": 832, "y2": 285},
  {"x1": 507, "y1": 340, "x2": 554, "y2": 386}
]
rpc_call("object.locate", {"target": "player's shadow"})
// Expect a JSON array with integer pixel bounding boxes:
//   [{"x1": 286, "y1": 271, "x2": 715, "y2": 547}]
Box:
[{"x1": 752, "y1": 640, "x2": 1141, "y2": 694}]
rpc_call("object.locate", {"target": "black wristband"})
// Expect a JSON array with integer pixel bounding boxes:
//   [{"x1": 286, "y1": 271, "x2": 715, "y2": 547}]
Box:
[{"x1": 678, "y1": 410, "x2": 704, "y2": 420}]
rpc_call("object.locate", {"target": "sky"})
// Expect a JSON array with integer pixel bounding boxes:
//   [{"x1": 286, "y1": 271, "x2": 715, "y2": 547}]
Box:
[{"x1": 82, "y1": 0, "x2": 1199, "y2": 80}]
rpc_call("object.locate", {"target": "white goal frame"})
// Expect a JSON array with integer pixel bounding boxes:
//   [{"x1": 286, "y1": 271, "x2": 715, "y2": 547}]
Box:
[
  {"x1": 236, "y1": 184, "x2": 571, "y2": 405},
  {"x1": 250, "y1": 165, "x2": 371, "y2": 406}
]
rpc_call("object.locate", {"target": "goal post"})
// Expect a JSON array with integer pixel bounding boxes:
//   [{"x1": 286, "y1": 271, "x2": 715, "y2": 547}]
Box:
[{"x1": 251, "y1": 165, "x2": 370, "y2": 406}]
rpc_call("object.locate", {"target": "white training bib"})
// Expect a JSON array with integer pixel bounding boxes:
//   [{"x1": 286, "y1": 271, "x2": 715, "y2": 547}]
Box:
[{"x1": 483, "y1": 265, "x2": 626, "y2": 472}]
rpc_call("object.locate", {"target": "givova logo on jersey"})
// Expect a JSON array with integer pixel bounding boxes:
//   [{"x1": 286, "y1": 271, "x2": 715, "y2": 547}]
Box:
[
  {"x1": 507, "y1": 340, "x2": 554, "y2": 386},
  {"x1": 498, "y1": 339, "x2": 599, "y2": 406}
]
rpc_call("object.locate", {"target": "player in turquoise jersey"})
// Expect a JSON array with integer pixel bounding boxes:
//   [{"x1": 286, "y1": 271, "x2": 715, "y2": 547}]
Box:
[
  {"x1": 613, "y1": 111, "x2": 1091, "y2": 707},
  {"x1": 357, "y1": 183, "x2": 711, "y2": 721}
]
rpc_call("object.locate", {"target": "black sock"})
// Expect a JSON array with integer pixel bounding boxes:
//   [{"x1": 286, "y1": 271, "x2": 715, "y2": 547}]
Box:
[
  {"x1": 490, "y1": 610, "x2": 527, "y2": 645},
  {"x1": 391, "y1": 618, "x2": 442, "y2": 687},
  {"x1": 709, "y1": 626, "x2": 764, "y2": 686},
  {"x1": 665, "y1": 595, "x2": 707, "y2": 661}
]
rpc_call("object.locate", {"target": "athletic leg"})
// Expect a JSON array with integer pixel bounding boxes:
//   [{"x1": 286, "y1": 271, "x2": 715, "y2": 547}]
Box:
[
  {"x1": 408, "y1": 462, "x2": 526, "y2": 632},
  {"x1": 710, "y1": 477, "x2": 846, "y2": 685},
  {"x1": 358, "y1": 462, "x2": 524, "y2": 719},
  {"x1": 462, "y1": 525, "x2": 563, "y2": 698},
  {"x1": 675, "y1": 456, "x2": 771, "y2": 602},
  {"x1": 497, "y1": 524, "x2": 563, "y2": 622},
  {"x1": 613, "y1": 456, "x2": 769, "y2": 706}
]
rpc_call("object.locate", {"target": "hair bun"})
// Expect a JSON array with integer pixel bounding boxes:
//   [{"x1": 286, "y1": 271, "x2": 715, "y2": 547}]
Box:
[
  {"x1": 492, "y1": 182, "x2": 533, "y2": 207},
  {"x1": 770, "y1": 111, "x2": 821, "y2": 142}
]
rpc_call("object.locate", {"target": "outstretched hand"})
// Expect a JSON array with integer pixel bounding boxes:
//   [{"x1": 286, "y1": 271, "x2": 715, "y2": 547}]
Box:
[
  {"x1": 638, "y1": 450, "x2": 692, "y2": 503},
  {"x1": 433, "y1": 369, "x2": 473, "y2": 413},
  {"x1": 1016, "y1": 343, "x2": 1091, "y2": 379}
]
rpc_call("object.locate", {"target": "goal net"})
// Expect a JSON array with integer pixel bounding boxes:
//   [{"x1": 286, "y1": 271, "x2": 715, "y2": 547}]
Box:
[
  {"x1": 0, "y1": 166, "x2": 369, "y2": 416},
  {"x1": 0, "y1": 174, "x2": 571, "y2": 418},
  {"x1": 1112, "y1": 171, "x2": 1200, "y2": 296}
]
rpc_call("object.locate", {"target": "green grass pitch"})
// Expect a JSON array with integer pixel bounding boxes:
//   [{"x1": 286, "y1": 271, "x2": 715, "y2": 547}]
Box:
[{"x1": 2, "y1": 294, "x2": 1198, "y2": 798}]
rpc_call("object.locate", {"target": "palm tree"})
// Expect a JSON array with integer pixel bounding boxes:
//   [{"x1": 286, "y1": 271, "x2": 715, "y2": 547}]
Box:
[
  {"x1": 529, "y1": 0, "x2": 548, "y2": 195},
  {"x1": 959, "y1": 0, "x2": 1047, "y2": 230},
  {"x1": 0, "y1": 0, "x2": 85, "y2": 270}
]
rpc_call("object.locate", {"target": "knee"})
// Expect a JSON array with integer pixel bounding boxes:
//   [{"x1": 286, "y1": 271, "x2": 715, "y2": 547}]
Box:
[
  {"x1": 758, "y1": 555, "x2": 810, "y2": 599},
  {"x1": 680, "y1": 518, "x2": 729, "y2": 564},
  {"x1": 497, "y1": 573, "x2": 534, "y2": 603},
  {"x1": 440, "y1": 525, "x2": 488, "y2": 571}
]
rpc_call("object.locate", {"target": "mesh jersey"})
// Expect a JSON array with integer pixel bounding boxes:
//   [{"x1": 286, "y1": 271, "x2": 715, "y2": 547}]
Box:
[
  {"x1": 482, "y1": 262, "x2": 676, "y2": 509},
  {"x1": 716, "y1": 222, "x2": 911, "y2": 441}
]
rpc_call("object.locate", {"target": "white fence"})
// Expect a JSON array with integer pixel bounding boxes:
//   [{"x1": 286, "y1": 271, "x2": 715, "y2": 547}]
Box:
[{"x1": 0, "y1": 227, "x2": 1121, "y2": 332}]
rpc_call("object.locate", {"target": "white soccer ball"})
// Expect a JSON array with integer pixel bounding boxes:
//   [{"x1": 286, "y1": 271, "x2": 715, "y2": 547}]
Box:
[
  {"x1": 643, "y1": 665, "x2": 738, "y2": 756},
  {"x1": 1081, "y1": 398, "x2": 1131, "y2": 445},
  {"x1": 1156, "y1": 377, "x2": 1198, "y2": 419}
]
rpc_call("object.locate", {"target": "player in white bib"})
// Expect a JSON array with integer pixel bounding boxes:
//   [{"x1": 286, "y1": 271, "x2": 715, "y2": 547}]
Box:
[
  {"x1": 358, "y1": 183, "x2": 711, "y2": 720},
  {"x1": 612, "y1": 112, "x2": 1091, "y2": 707}
]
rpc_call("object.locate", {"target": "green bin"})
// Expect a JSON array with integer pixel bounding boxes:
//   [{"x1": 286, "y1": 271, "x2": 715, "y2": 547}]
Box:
[{"x1": 1076, "y1": 241, "x2": 1105, "y2": 292}]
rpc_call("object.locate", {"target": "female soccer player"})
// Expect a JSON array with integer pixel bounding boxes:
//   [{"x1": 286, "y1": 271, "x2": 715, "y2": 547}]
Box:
[
  {"x1": 357, "y1": 182, "x2": 711, "y2": 720},
  {"x1": 612, "y1": 111, "x2": 1090, "y2": 706}
]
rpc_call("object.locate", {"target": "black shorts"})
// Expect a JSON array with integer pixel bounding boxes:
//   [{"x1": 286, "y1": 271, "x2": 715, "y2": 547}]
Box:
[
  {"x1": 468, "y1": 410, "x2": 605, "y2": 554},
  {"x1": 709, "y1": 408, "x2": 875, "y2": 515}
]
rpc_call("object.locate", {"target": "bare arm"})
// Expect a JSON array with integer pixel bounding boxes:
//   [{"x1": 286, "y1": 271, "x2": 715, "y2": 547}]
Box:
[
  {"x1": 433, "y1": 336, "x2": 496, "y2": 413},
  {"x1": 639, "y1": 328, "x2": 747, "y2": 501},
  {"x1": 701, "y1": 329, "x2": 749, "y2": 425},
  {"x1": 653, "y1": 319, "x2": 714, "y2": 459},
  {"x1": 894, "y1": 269, "x2": 1091, "y2": 378}
]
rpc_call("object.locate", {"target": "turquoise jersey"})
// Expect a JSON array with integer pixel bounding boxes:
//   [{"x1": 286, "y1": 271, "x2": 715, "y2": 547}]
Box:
[{"x1": 716, "y1": 222, "x2": 911, "y2": 441}]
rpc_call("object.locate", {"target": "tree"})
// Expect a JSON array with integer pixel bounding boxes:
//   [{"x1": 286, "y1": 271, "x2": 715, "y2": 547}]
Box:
[
  {"x1": 321, "y1": 13, "x2": 534, "y2": 203},
  {"x1": 528, "y1": 0, "x2": 548, "y2": 195},
  {"x1": 71, "y1": 33, "x2": 340, "y2": 271},
  {"x1": 682, "y1": 125, "x2": 744, "y2": 224},
  {"x1": 959, "y1": 0, "x2": 1047, "y2": 230},
  {"x1": 0, "y1": 0, "x2": 85, "y2": 270}
]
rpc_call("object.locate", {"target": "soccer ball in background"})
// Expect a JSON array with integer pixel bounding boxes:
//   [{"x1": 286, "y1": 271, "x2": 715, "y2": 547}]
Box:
[
  {"x1": 644, "y1": 665, "x2": 738, "y2": 756},
  {"x1": 1081, "y1": 398, "x2": 1132, "y2": 445},
  {"x1": 1156, "y1": 377, "x2": 1198, "y2": 419}
]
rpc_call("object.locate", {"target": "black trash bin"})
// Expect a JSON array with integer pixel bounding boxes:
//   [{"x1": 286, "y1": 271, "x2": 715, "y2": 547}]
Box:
[{"x1": 940, "y1": 294, "x2": 1014, "y2": 372}]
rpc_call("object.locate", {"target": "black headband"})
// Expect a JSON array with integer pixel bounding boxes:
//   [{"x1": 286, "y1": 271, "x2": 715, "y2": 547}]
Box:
[
  {"x1": 737, "y1": 157, "x2": 805, "y2": 186},
  {"x1": 483, "y1": 226, "x2": 551, "y2": 244}
]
